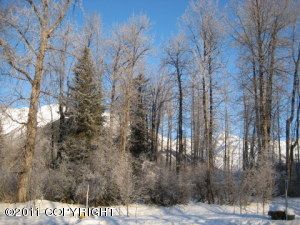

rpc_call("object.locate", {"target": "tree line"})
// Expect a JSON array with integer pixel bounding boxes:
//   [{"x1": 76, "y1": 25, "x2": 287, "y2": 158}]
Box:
[{"x1": 0, "y1": 0, "x2": 299, "y2": 210}]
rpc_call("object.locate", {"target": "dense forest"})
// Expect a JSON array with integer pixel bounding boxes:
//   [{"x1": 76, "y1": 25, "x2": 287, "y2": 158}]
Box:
[{"x1": 0, "y1": 0, "x2": 299, "y2": 213}]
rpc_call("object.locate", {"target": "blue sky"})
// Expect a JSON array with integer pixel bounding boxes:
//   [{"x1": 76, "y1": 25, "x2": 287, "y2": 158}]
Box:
[
  {"x1": 0, "y1": 0, "x2": 192, "y2": 106},
  {"x1": 77, "y1": 0, "x2": 235, "y2": 68},
  {"x1": 78, "y1": 0, "x2": 237, "y2": 77},
  {"x1": 0, "y1": 0, "x2": 243, "y2": 136},
  {"x1": 82, "y1": 0, "x2": 189, "y2": 45},
  {"x1": 78, "y1": 0, "x2": 241, "y2": 133}
]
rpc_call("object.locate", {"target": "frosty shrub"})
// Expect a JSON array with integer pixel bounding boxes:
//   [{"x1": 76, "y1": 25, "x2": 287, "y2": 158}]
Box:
[
  {"x1": 238, "y1": 169, "x2": 257, "y2": 206},
  {"x1": 72, "y1": 141, "x2": 133, "y2": 206},
  {"x1": 74, "y1": 169, "x2": 107, "y2": 206},
  {"x1": 178, "y1": 167, "x2": 193, "y2": 203},
  {"x1": 0, "y1": 171, "x2": 18, "y2": 202},
  {"x1": 43, "y1": 162, "x2": 76, "y2": 203},
  {"x1": 235, "y1": 158, "x2": 276, "y2": 213},
  {"x1": 90, "y1": 142, "x2": 126, "y2": 206},
  {"x1": 192, "y1": 163, "x2": 209, "y2": 202},
  {"x1": 254, "y1": 159, "x2": 276, "y2": 214},
  {"x1": 0, "y1": 137, "x2": 21, "y2": 202},
  {"x1": 149, "y1": 164, "x2": 191, "y2": 206},
  {"x1": 29, "y1": 134, "x2": 54, "y2": 200},
  {"x1": 135, "y1": 159, "x2": 158, "y2": 203},
  {"x1": 211, "y1": 169, "x2": 238, "y2": 205},
  {"x1": 113, "y1": 152, "x2": 135, "y2": 208},
  {"x1": 191, "y1": 163, "x2": 239, "y2": 204}
]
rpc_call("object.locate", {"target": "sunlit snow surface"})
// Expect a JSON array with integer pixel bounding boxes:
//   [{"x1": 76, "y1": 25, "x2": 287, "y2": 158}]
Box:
[{"x1": 0, "y1": 198, "x2": 299, "y2": 224}]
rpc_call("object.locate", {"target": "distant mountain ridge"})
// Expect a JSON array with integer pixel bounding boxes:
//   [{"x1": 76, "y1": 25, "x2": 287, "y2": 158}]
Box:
[
  {"x1": 0, "y1": 104, "x2": 60, "y2": 135},
  {"x1": 0, "y1": 104, "x2": 285, "y2": 170}
]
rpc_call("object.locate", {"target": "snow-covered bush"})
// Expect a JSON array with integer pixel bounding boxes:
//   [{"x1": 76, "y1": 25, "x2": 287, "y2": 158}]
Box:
[
  {"x1": 148, "y1": 165, "x2": 191, "y2": 206},
  {"x1": 134, "y1": 159, "x2": 158, "y2": 203},
  {"x1": 212, "y1": 169, "x2": 237, "y2": 204},
  {"x1": 74, "y1": 171, "x2": 107, "y2": 205},
  {"x1": 0, "y1": 171, "x2": 18, "y2": 202},
  {"x1": 255, "y1": 159, "x2": 276, "y2": 214},
  {"x1": 43, "y1": 162, "x2": 76, "y2": 202},
  {"x1": 72, "y1": 142, "x2": 135, "y2": 206},
  {"x1": 113, "y1": 152, "x2": 135, "y2": 215},
  {"x1": 0, "y1": 137, "x2": 20, "y2": 202},
  {"x1": 192, "y1": 163, "x2": 212, "y2": 203}
]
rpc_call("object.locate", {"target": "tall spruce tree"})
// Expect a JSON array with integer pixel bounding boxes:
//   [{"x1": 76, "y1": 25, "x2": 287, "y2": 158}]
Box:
[
  {"x1": 66, "y1": 47, "x2": 104, "y2": 162},
  {"x1": 129, "y1": 74, "x2": 149, "y2": 158}
]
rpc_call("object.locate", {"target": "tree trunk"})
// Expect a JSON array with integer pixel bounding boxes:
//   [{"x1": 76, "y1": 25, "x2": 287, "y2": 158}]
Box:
[
  {"x1": 17, "y1": 33, "x2": 47, "y2": 201},
  {"x1": 286, "y1": 47, "x2": 300, "y2": 179},
  {"x1": 56, "y1": 50, "x2": 67, "y2": 164},
  {"x1": 207, "y1": 59, "x2": 214, "y2": 204},
  {"x1": 242, "y1": 93, "x2": 249, "y2": 170},
  {"x1": 176, "y1": 68, "x2": 183, "y2": 173},
  {"x1": 169, "y1": 112, "x2": 173, "y2": 168},
  {"x1": 276, "y1": 92, "x2": 281, "y2": 164},
  {"x1": 150, "y1": 101, "x2": 157, "y2": 161},
  {"x1": 202, "y1": 76, "x2": 208, "y2": 161}
]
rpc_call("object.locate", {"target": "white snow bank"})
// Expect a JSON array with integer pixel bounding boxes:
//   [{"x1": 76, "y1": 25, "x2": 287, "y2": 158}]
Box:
[
  {"x1": 269, "y1": 204, "x2": 286, "y2": 212},
  {"x1": 0, "y1": 197, "x2": 299, "y2": 225},
  {"x1": 269, "y1": 204, "x2": 295, "y2": 215}
]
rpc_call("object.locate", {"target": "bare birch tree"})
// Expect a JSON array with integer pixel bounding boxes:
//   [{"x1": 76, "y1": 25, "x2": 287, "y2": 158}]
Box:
[
  {"x1": 232, "y1": 0, "x2": 294, "y2": 166},
  {"x1": 183, "y1": 0, "x2": 222, "y2": 203},
  {"x1": 163, "y1": 34, "x2": 189, "y2": 173},
  {"x1": 0, "y1": 0, "x2": 72, "y2": 201},
  {"x1": 108, "y1": 15, "x2": 151, "y2": 153}
]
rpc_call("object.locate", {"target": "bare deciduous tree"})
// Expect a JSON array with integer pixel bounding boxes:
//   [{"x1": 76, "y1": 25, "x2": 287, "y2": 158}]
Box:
[
  {"x1": 183, "y1": 0, "x2": 222, "y2": 203},
  {"x1": 108, "y1": 15, "x2": 151, "y2": 153},
  {"x1": 163, "y1": 34, "x2": 189, "y2": 173},
  {"x1": 0, "y1": 0, "x2": 72, "y2": 201}
]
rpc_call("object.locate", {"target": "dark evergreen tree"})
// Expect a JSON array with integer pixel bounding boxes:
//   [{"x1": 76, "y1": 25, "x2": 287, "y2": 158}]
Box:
[
  {"x1": 66, "y1": 47, "x2": 104, "y2": 162},
  {"x1": 129, "y1": 74, "x2": 149, "y2": 158}
]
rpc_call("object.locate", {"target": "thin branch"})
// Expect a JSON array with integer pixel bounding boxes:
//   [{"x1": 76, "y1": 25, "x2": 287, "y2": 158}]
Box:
[
  {"x1": 47, "y1": 0, "x2": 71, "y2": 36},
  {"x1": 7, "y1": 21, "x2": 37, "y2": 56},
  {"x1": 26, "y1": 0, "x2": 44, "y2": 26},
  {"x1": 0, "y1": 38, "x2": 33, "y2": 85}
]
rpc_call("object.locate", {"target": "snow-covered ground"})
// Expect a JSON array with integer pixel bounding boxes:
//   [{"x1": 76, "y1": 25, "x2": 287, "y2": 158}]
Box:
[{"x1": 0, "y1": 198, "x2": 299, "y2": 225}]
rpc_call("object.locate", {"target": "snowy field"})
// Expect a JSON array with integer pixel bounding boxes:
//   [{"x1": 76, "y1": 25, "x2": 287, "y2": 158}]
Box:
[{"x1": 0, "y1": 198, "x2": 299, "y2": 225}]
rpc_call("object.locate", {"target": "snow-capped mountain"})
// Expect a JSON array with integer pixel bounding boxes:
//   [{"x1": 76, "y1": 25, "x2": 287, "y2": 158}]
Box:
[
  {"x1": 0, "y1": 104, "x2": 60, "y2": 135},
  {"x1": 0, "y1": 104, "x2": 285, "y2": 170}
]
